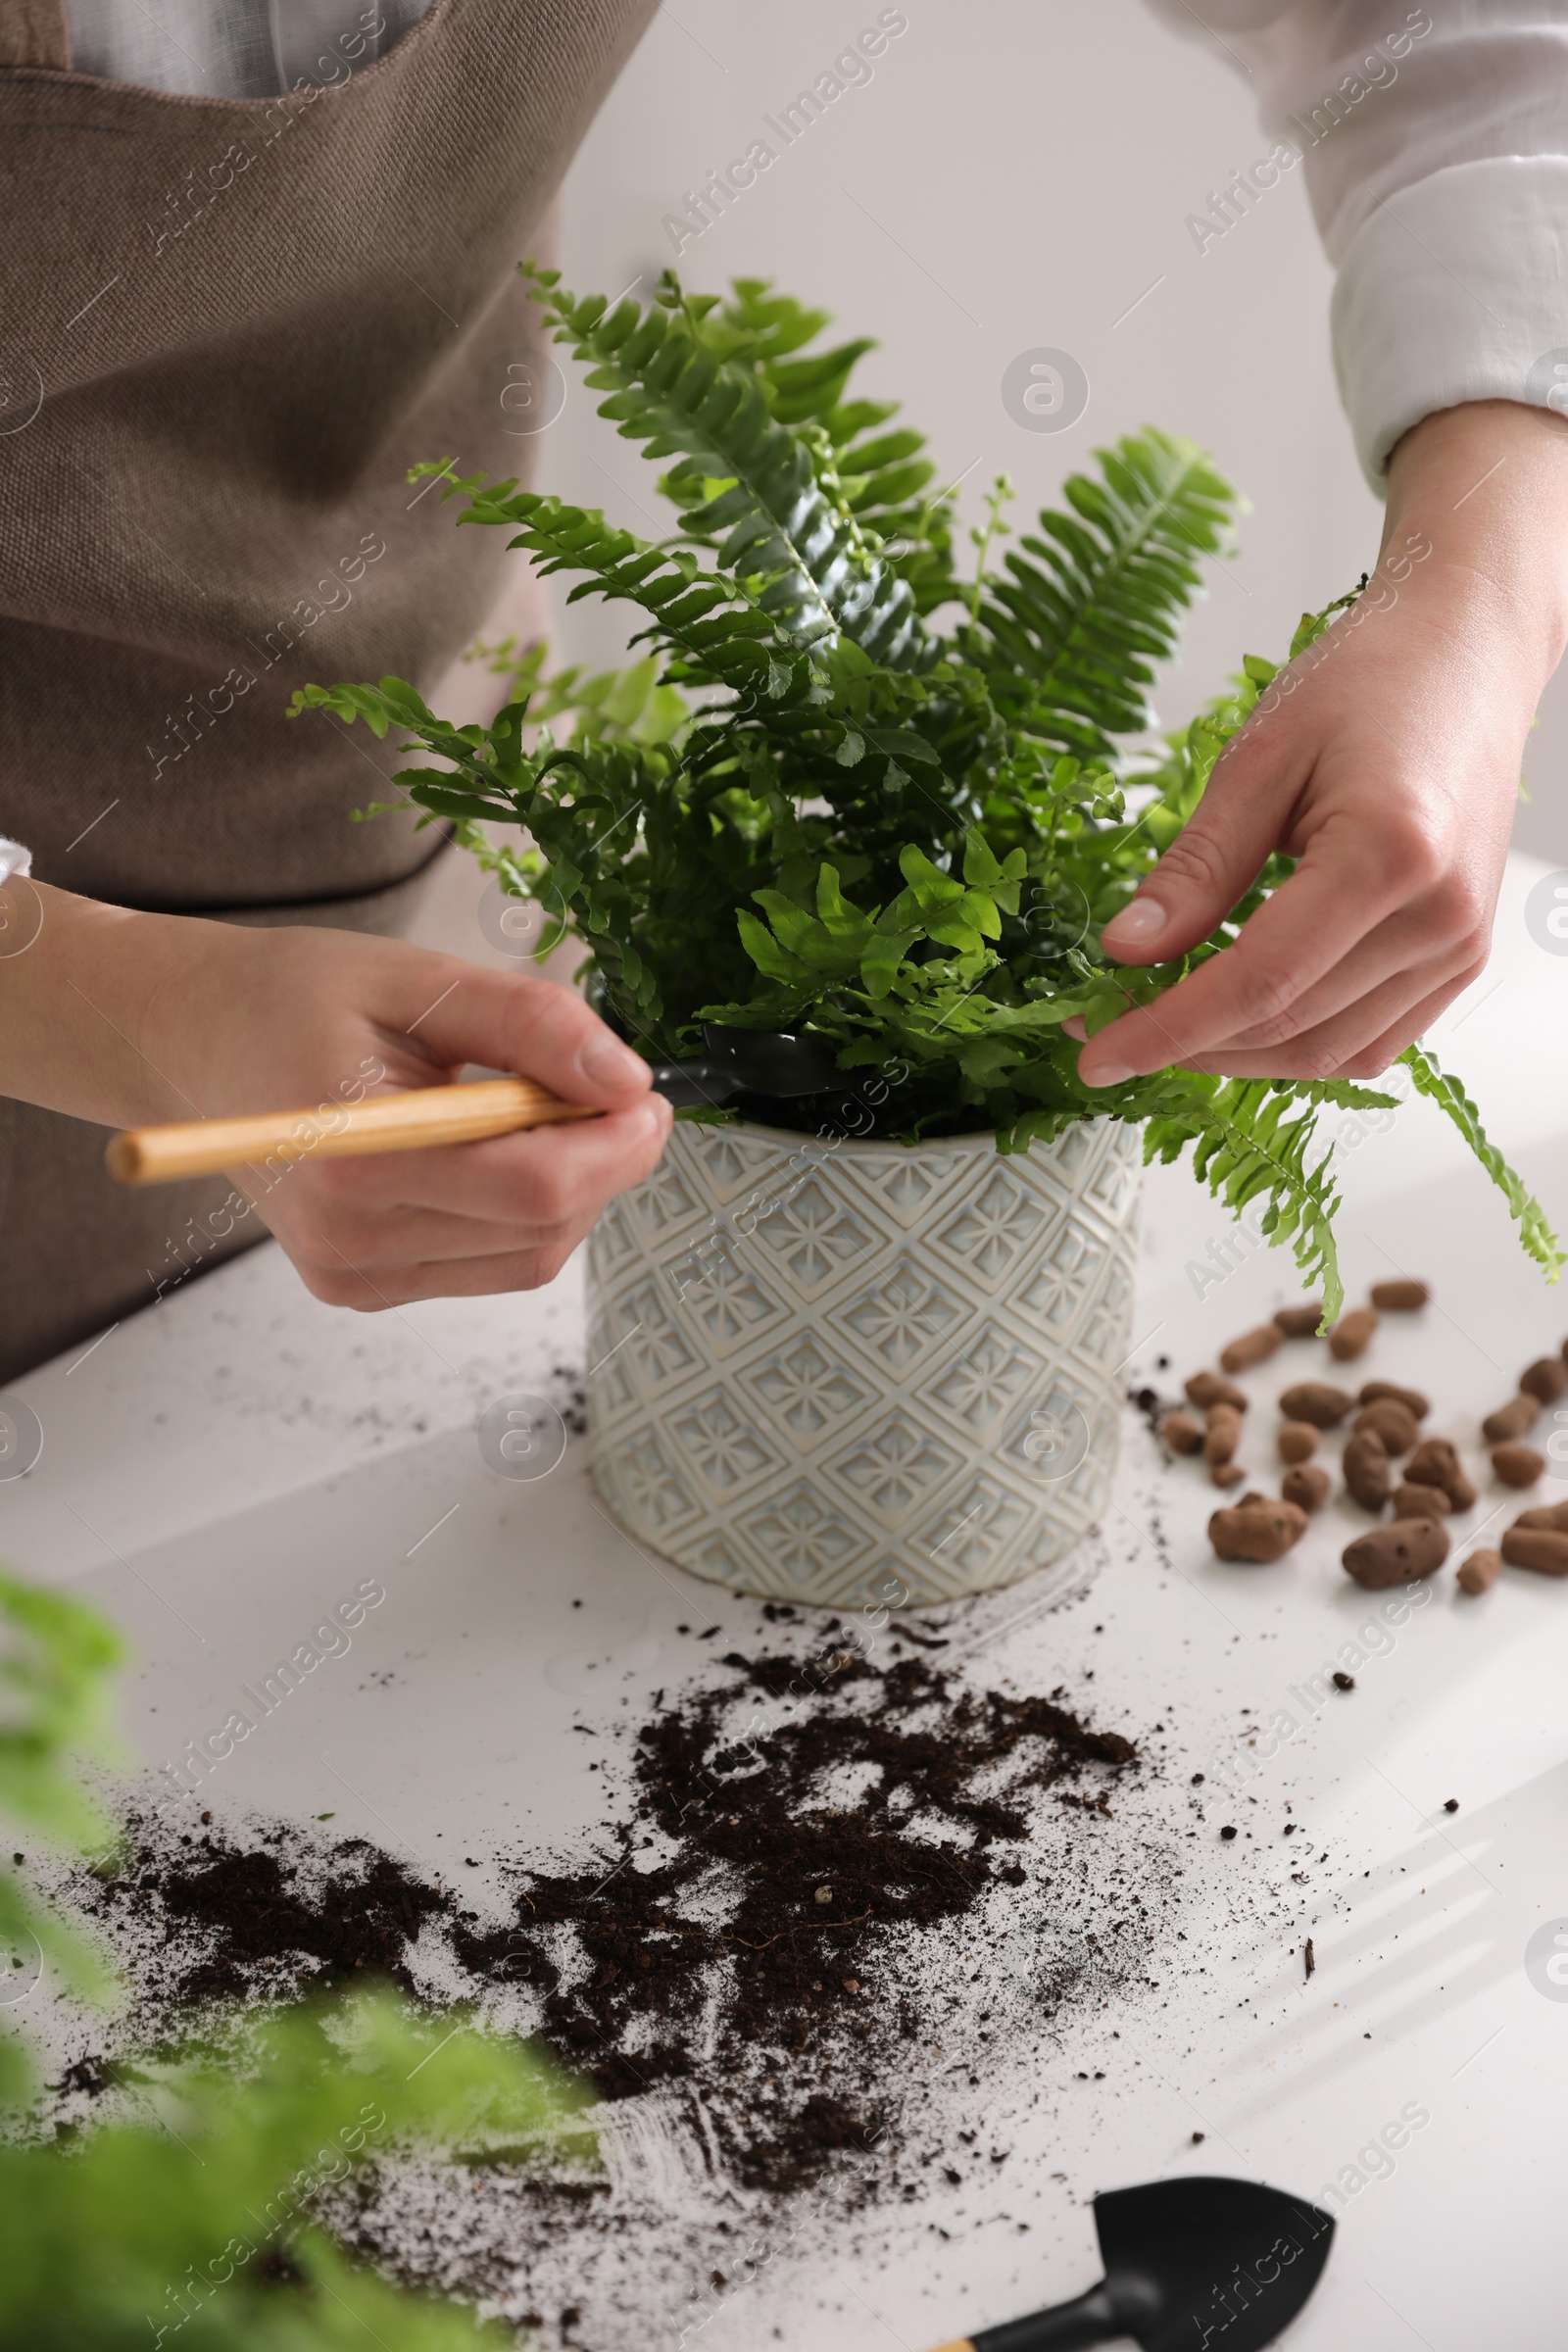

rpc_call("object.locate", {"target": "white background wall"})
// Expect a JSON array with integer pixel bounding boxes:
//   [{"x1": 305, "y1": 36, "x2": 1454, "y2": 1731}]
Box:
[{"x1": 524, "y1": 0, "x2": 1568, "y2": 859}]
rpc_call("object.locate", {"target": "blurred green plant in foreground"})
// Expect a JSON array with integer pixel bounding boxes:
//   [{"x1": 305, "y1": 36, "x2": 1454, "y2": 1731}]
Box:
[{"x1": 0, "y1": 1565, "x2": 577, "y2": 2349}]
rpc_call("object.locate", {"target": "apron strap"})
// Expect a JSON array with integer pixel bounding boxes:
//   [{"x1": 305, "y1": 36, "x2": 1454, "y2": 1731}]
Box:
[{"x1": 0, "y1": 0, "x2": 71, "y2": 71}]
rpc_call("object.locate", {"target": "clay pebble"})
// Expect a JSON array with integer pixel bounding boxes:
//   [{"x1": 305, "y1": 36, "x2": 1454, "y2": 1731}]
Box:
[
  {"x1": 1272, "y1": 1301, "x2": 1325, "y2": 1338},
  {"x1": 1512, "y1": 1501, "x2": 1568, "y2": 1532},
  {"x1": 1405, "y1": 1437, "x2": 1478, "y2": 1512},
  {"x1": 1391, "y1": 1481, "x2": 1450, "y2": 1520},
  {"x1": 1343, "y1": 1429, "x2": 1392, "y2": 1511},
  {"x1": 1282, "y1": 1463, "x2": 1331, "y2": 1513},
  {"x1": 1220, "y1": 1324, "x2": 1284, "y2": 1375},
  {"x1": 1518, "y1": 1355, "x2": 1567, "y2": 1404},
  {"x1": 1492, "y1": 1443, "x2": 1544, "y2": 1489},
  {"x1": 1160, "y1": 1410, "x2": 1203, "y2": 1455},
  {"x1": 1186, "y1": 1371, "x2": 1248, "y2": 1414},
  {"x1": 1369, "y1": 1279, "x2": 1429, "y2": 1311},
  {"x1": 1210, "y1": 1461, "x2": 1249, "y2": 1490},
  {"x1": 1351, "y1": 1398, "x2": 1420, "y2": 1456},
  {"x1": 1342, "y1": 1517, "x2": 1449, "y2": 1589},
  {"x1": 1277, "y1": 1421, "x2": 1318, "y2": 1465},
  {"x1": 1457, "y1": 1548, "x2": 1502, "y2": 1595},
  {"x1": 1358, "y1": 1380, "x2": 1430, "y2": 1420},
  {"x1": 1328, "y1": 1307, "x2": 1379, "y2": 1361},
  {"x1": 1279, "y1": 1381, "x2": 1355, "y2": 1429},
  {"x1": 1500, "y1": 1526, "x2": 1568, "y2": 1577},
  {"x1": 1483, "y1": 1394, "x2": 1540, "y2": 1445},
  {"x1": 1203, "y1": 1403, "x2": 1243, "y2": 1467},
  {"x1": 1208, "y1": 1498, "x2": 1309, "y2": 1562}
]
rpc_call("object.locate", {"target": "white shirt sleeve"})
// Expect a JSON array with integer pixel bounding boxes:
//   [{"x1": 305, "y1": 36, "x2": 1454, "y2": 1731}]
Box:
[
  {"x1": 1143, "y1": 2, "x2": 1568, "y2": 485},
  {"x1": 0, "y1": 840, "x2": 31, "y2": 887}
]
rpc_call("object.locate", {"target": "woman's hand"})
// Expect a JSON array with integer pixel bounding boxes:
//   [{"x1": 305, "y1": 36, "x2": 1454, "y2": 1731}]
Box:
[
  {"x1": 0, "y1": 886, "x2": 671, "y2": 1307},
  {"x1": 1069, "y1": 400, "x2": 1568, "y2": 1087}
]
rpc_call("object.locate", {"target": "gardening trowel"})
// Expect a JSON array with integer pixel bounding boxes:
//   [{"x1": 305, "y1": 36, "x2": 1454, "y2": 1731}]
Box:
[
  {"x1": 928, "y1": 2176, "x2": 1335, "y2": 2352},
  {"x1": 106, "y1": 1024, "x2": 845, "y2": 1186},
  {"x1": 647, "y1": 1022, "x2": 842, "y2": 1107}
]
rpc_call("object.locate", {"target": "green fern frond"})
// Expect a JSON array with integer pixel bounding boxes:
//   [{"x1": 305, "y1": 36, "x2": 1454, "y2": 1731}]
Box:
[
  {"x1": 650, "y1": 274, "x2": 958, "y2": 615},
  {"x1": 524, "y1": 267, "x2": 924, "y2": 666},
  {"x1": 1144, "y1": 1079, "x2": 1345, "y2": 1319},
  {"x1": 972, "y1": 429, "x2": 1235, "y2": 758},
  {"x1": 1398, "y1": 1043, "x2": 1564, "y2": 1281},
  {"x1": 418, "y1": 472, "x2": 804, "y2": 697}
]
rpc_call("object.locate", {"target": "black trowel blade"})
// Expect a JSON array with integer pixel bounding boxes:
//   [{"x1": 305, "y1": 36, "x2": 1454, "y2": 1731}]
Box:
[
  {"x1": 1094, "y1": 2176, "x2": 1335, "y2": 2352},
  {"x1": 700, "y1": 1023, "x2": 841, "y2": 1097}
]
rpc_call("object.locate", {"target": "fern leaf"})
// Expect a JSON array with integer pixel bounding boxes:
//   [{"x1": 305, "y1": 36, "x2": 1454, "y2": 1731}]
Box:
[
  {"x1": 1144, "y1": 1079, "x2": 1345, "y2": 1319},
  {"x1": 1398, "y1": 1044, "x2": 1564, "y2": 1281},
  {"x1": 422, "y1": 476, "x2": 802, "y2": 696},
  {"x1": 973, "y1": 429, "x2": 1234, "y2": 758},
  {"x1": 527, "y1": 270, "x2": 924, "y2": 666}
]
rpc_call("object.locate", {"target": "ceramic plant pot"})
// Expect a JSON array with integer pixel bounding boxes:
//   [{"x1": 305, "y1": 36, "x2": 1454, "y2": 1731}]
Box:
[{"x1": 586, "y1": 1115, "x2": 1142, "y2": 1607}]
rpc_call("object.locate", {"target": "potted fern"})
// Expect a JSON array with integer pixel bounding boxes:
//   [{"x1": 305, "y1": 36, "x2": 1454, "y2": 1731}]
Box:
[{"x1": 296, "y1": 270, "x2": 1556, "y2": 1607}]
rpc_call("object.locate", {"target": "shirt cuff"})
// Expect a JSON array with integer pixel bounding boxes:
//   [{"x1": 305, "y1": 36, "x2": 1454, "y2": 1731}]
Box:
[
  {"x1": 0, "y1": 838, "x2": 31, "y2": 886},
  {"x1": 1332, "y1": 154, "x2": 1568, "y2": 488}
]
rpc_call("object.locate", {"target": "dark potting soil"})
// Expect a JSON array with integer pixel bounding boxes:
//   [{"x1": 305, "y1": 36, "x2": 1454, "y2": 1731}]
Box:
[
  {"x1": 444, "y1": 1647, "x2": 1138, "y2": 2189},
  {"x1": 65, "y1": 1614, "x2": 1197, "y2": 2338}
]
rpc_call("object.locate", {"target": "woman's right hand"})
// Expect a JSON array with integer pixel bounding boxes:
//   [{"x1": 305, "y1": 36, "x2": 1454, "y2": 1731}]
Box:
[{"x1": 0, "y1": 882, "x2": 671, "y2": 1308}]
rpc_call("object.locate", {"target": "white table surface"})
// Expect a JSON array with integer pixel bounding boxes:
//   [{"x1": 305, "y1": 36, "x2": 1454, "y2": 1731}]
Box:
[{"x1": 5, "y1": 850, "x2": 1568, "y2": 2352}]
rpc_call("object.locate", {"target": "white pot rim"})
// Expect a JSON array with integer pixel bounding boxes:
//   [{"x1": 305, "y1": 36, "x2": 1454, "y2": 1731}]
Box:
[{"x1": 673, "y1": 1109, "x2": 1125, "y2": 1164}]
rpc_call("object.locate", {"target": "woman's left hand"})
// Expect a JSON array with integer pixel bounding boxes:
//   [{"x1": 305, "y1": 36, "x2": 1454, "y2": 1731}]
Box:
[{"x1": 1067, "y1": 399, "x2": 1568, "y2": 1087}]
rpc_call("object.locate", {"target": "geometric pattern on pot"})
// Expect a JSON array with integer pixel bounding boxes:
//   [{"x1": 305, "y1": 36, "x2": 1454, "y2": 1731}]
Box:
[{"x1": 587, "y1": 1115, "x2": 1143, "y2": 1606}]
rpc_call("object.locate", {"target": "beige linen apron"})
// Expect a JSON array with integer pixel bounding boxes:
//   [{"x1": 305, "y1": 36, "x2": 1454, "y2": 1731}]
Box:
[{"x1": 0, "y1": 0, "x2": 656, "y2": 1381}]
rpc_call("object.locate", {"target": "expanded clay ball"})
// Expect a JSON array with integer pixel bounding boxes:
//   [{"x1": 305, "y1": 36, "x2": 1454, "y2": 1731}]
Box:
[
  {"x1": 1519, "y1": 1356, "x2": 1568, "y2": 1404},
  {"x1": 1203, "y1": 1404, "x2": 1243, "y2": 1466},
  {"x1": 1351, "y1": 1398, "x2": 1420, "y2": 1456},
  {"x1": 1500, "y1": 1526, "x2": 1568, "y2": 1576},
  {"x1": 1406, "y1": 1438, "x2": 1478, "y2": 1512},
  {"x1": 1343, "y1": 1517, "x2": 1449, "y2": 1589},
  {"x1": 1282, "y1": 1464, "x2": 1331, "y2": 1513},
  {"x1": 1359, "y1": 1380, "x2": 1430, "y2": 1420},
  {"x1": 1186, "y1": 1371, "x2": 1249, "y2": 1413},
  {"x1": 1210, "y1": 1461, "x2": 1249, "y2": 1490},
  {"x1": 1277, "y1": 1421, "x2": 1318, "y2": 1465},
  {"x1": 1512, "y1": 1501, "x2": 1568, "y2": 1532},
  {"x1": 1221, "y1": 1324, "x2": 1284, "y2": 1374},
  {"x1": 1483, "y1": 1394, "x2": 1541, "y2": 1445},
  {"x1": 1457, "y1": 1548, "x2": 1502, "y2": 1595},
  {"x1": 1392, "y1": 1481, "x2": 1450, "y2": 1520},
  {"x1": 1502, "y1": 1502, "x2": 1568, "y2": 1574},
  {"x1": 1328, "y1": 1307, "x2": 1379, "y2": 1361},
  {"x1": 1279, "y1": 1382, "x2": 1355, "y2": 1428},
  {"x1": 1343, "y1": 1430, "x2": 1392, "y2": 1511},
  {"x1": 1208, "y1": 1498, "x2": 1308, "y2": 1562},
  {"x1": 1492, "y1": 1443, "x2": 1545, "y2": 1489},
  {"x1": 1369, "y1": 1279, "x2": 1429, "y2": 1311},
  {"x1": 1273, "y1": 1301, "x2": 1324, "y2": 1337},
  {"x1": 1160, "y1": 1411, "x2": 1203, "y2": 1455}
]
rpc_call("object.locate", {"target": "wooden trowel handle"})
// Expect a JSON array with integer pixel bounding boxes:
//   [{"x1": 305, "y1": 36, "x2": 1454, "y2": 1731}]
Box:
[{"x1": 106, "y1": 1077, "x2": 598, "y2": 1186}]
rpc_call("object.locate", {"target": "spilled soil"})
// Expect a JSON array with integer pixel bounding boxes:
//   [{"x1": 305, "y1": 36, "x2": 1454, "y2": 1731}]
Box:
[{"x1": 64, "y1": 1604, "x2": 1194, "y2": 2341}]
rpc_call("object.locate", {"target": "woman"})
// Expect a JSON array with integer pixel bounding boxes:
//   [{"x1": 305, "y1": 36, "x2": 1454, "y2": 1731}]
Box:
[{"x1": 2, "y1": 0, "x2": 1566, "y2": 1383}]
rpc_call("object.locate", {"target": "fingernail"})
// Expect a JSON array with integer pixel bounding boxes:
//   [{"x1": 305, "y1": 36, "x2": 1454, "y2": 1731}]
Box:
[
  {"x1": 579, "y1": 1034, "x2": 649, "y2": 1091},
  {"x1": 1101, "y1": 896, "x2": 1168, "y2": 951},
  {"x1": 1083, "y1": 1058, "x2": 1132, "y2": 1089}
]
